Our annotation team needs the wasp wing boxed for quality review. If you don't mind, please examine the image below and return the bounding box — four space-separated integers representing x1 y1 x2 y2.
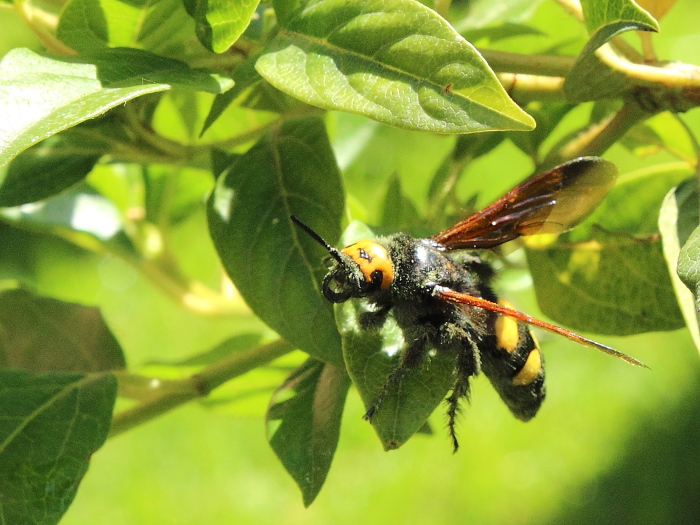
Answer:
431 157 617 250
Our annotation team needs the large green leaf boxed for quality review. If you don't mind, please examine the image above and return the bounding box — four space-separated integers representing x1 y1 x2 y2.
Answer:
257 0 535 133
527 163 688 335
0 288 126 373
0 48 233 169
266 358 350 506
183 0 260 53
659 178 700 352
336 222 456 451
564 0 659 102
207 117 344 366
0 370 117 525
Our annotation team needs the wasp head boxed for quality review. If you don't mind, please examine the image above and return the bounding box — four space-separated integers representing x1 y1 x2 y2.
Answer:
291 216 393 304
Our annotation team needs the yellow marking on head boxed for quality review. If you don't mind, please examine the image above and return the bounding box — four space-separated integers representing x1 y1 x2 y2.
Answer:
495 299 520 353
512 348 542 386
341 240 393 289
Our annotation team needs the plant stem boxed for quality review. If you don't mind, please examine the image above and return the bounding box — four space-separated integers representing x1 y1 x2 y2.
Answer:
544 101 650 168
434 0 451 18
481 49 575 77
108 339 295 437
497 73 566 104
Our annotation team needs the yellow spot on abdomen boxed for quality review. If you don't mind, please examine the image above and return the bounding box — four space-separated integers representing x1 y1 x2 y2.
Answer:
495 299 520 353
512 348 542 386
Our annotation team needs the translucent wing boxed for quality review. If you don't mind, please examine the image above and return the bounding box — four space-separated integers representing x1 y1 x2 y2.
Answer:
431 157 617 250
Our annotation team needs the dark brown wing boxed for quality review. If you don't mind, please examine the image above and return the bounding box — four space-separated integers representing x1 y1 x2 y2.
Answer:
435 287 646 368
431 157 617 250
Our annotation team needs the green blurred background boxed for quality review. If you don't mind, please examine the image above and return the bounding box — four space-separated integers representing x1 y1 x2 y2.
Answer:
2 0 700 523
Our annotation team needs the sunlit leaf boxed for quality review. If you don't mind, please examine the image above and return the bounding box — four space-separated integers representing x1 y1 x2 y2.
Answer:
256 0 535 133
580 0 658 35
0 48 233 168
565 0 659 102
183 0 259 52
659 178 700 352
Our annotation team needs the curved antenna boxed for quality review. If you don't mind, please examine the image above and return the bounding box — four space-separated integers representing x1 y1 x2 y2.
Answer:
290 215 345 265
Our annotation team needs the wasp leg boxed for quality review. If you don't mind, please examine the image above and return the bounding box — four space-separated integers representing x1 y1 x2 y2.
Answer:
363 331 428 421
359 304 391 331
444 337 480 453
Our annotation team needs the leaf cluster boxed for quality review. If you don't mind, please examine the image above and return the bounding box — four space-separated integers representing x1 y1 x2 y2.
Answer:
1 0 699 518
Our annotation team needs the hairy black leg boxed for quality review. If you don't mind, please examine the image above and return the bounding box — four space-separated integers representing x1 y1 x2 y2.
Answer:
359 304 391 331
363 331 428 421
445 340 480 453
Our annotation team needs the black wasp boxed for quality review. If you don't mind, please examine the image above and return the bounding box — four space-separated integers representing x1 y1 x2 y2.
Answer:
292 156 645 452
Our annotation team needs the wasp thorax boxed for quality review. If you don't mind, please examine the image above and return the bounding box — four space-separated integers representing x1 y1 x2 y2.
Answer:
322 240 394 303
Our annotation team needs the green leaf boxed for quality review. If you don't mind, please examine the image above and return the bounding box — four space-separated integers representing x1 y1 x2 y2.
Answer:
257 0 535 133
207 117 344 366
580 0 658 35
201 57 262 136
528 236 682 334
0 48 233 169
266 358 350 506
0 288 126 372
0 370 117 524
56 0 109 51
0 134 107 207
139 0 204 55
527 163 688 335
380 176 422 233
564 1 659 102
563 24 640 102
659 178 700 352
183 0 260 53
57 0 196 54
336 222 456 450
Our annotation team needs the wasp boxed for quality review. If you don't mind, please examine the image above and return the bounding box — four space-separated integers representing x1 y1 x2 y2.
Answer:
292 156 645 452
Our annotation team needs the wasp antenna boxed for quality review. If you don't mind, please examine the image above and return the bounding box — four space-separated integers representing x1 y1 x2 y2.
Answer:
435 287 648 369
290 215 345 265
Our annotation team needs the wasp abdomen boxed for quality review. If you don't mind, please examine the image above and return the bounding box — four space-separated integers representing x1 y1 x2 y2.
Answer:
482 300 546 421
